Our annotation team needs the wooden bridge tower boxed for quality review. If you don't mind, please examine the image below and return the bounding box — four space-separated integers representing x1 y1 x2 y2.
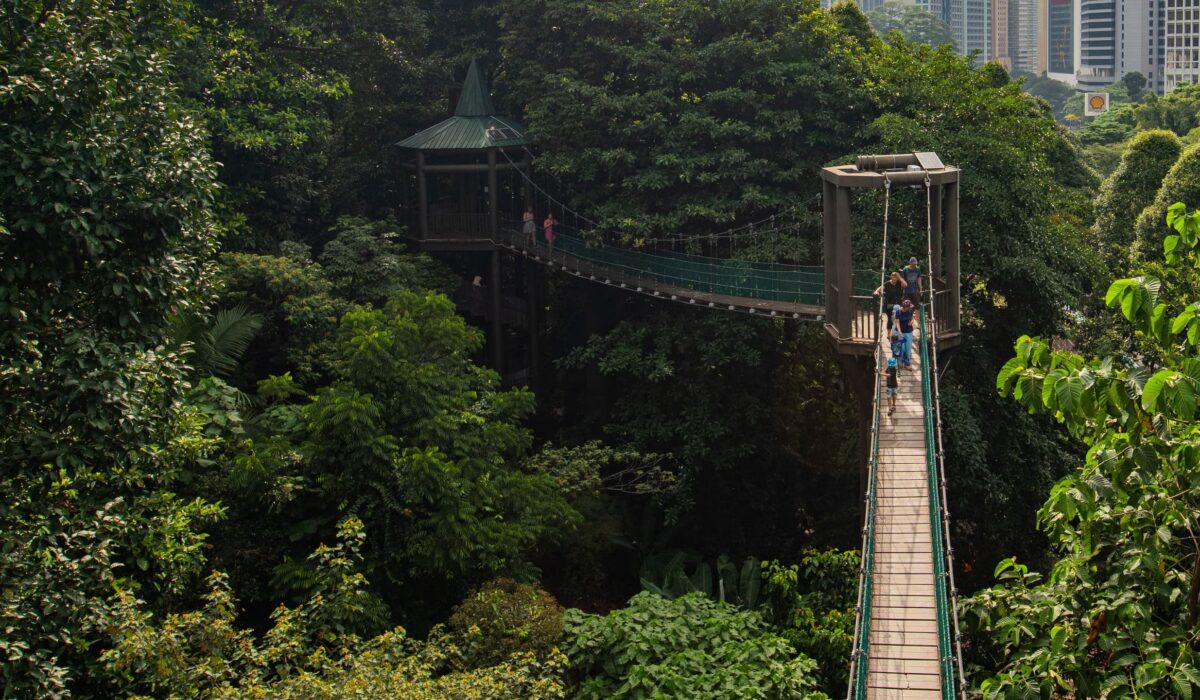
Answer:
822 152 961 354
821 153 962 481
395 60 535 377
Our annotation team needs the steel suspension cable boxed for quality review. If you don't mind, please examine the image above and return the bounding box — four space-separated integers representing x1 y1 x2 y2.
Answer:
922 175 967 698
848 177 892 700
497 146 816 245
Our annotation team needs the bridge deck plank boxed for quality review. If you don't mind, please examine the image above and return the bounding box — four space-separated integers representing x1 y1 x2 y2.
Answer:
862 328 948 693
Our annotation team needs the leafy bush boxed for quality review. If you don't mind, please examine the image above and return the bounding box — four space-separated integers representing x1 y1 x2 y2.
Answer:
447 578 566 668
1093 129 1181 267
101 518 569 699
760 551 859 696
564 591 827 699
1133 142 1200 262
639 552 762 609
968 204 1200 697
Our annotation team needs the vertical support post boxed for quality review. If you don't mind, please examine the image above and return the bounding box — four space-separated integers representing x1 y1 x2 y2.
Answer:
526 258 541 393
490 250 504 372
822 179 838 325
930 184 943 281
944 180 961 334
488 149 499 240
521 154 532 213
837 354 876 501
835 186 853 341
417 151 429 239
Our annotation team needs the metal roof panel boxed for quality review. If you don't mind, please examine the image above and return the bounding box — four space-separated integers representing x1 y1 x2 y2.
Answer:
395 116 527 151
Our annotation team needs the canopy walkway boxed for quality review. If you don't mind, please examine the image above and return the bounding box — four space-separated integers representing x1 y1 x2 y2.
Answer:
845 159 964 699
396 73 967 687
847 310 962 698
496 225 877 318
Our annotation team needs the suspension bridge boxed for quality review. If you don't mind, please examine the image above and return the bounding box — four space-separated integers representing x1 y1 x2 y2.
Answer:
396 61 967 698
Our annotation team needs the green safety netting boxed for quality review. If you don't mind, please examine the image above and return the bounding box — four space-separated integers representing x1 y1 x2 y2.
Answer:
518 227 877 305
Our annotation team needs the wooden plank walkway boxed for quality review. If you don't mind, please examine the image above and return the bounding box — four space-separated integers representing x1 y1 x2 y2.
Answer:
867 325 943 697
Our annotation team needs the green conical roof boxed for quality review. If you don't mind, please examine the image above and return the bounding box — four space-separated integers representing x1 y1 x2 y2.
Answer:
396 60 526 151
454 59 498 117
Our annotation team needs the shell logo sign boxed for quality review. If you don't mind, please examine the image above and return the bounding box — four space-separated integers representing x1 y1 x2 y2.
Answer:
1084 92 1110 117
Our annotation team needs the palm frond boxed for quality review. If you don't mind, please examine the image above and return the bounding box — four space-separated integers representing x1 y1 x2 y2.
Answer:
205 305 264 376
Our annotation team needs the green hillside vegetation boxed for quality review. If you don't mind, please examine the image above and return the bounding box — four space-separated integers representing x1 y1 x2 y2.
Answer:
4 0 1200 697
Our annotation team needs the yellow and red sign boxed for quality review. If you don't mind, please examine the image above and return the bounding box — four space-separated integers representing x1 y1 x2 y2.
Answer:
1084 92 1110 116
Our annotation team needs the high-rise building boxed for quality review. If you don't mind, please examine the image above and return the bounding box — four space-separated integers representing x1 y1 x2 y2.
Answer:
944 0 961 27
1076 0 1118 90
820 0 890 9
1009 0 1047 74
955 0 993 62
1164 0 1200 92
1071 1 1168 94
993 0 1013 69
1049 0 1075 78
1149 1 1166 94
1118 1 1163 93
915 0 946 18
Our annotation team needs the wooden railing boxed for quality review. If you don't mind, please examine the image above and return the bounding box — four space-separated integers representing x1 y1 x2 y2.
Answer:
429 210 490 238
933 288 954 337
851 295 880 344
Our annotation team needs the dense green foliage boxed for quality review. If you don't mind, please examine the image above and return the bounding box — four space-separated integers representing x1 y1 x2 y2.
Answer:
1 1 225 694
1134 83 1200 137
498 0 867 239
103 519 570 699
760 551 860 696
1134 144 1200 263
447 579 566 668
565 592 826 699
1020 74 1079 122
176 0 435 246
966 204 1200 697
1093 130 1182 267
10 0 1193 695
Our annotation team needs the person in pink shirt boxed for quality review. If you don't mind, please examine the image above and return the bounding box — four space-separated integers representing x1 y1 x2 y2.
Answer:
543 213 558 257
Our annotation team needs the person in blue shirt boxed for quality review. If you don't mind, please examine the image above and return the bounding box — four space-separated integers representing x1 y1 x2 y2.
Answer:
889 326 904 363
902 257 923 307
895 299 915 369
885 356 899 416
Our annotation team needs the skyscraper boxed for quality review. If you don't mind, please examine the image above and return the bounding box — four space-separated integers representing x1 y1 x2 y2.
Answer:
954 0 993 63
1076 0 1117 90
820 0 890 9
993 0 1013 69
1164 0 1200 92
1071 2 1168 94
1048 0 1075 78
1118 1 1163 93
1009 0 1047 74
915 0 946 17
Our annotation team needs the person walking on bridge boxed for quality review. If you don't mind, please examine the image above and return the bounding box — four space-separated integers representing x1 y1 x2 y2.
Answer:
885 356 899 416
895 299 915 370
890 326 904 363
523 207 536 247
903 256 923 307
874 270 907 330
543 212 558 259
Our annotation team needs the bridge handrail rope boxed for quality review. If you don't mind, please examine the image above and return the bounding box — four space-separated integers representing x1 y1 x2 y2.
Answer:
498 146 817 246
500 217 817 269
916 176 965 699
847 177 892 700
496 221 879 308
920 177 967 698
